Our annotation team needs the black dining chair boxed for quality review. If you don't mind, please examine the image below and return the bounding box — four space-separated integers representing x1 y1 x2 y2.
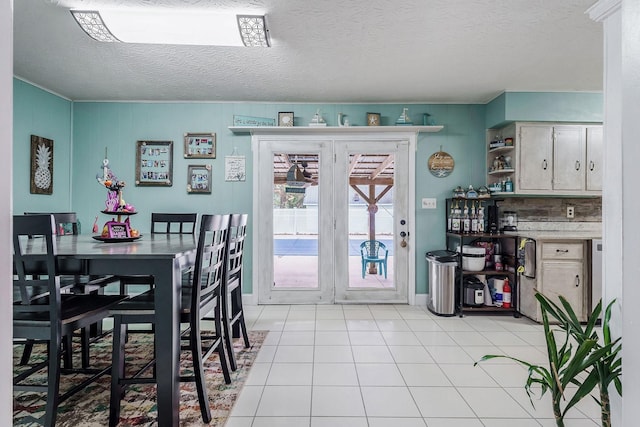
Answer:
118 212 198 295
20 211 118 369
108 214 232 426
13 214 127 427
221 213 251 371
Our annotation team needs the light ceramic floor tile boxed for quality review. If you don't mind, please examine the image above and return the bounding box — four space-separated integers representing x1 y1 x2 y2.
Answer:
369 310 402 319
316 319 348 331
255 385 312 417
538 419 599 427
414 331 458 346
481 331 529 346
376 319 412 331
409 387 476 418
287 310 317 320
315 331 350 346
399 311 432 320
388 345 434 364
251 417 311 427
346 319 379 331
512 331 548 347
266 363 313 385
439 363 499 387
343 310 374 320
447 331 494 346
460 345 510 364
252 319 286 331
495 345 548 365
314 345 354 363
355 363 405 386
349 331 386 345
313 363 359 386
433 319 477 332
279 331 316 345
244 362 272 385
423 419 484 427
310 416 368 427
229 385 264 417
351 345 395 363
273 345 314 363
224 417 254 427
480 419 541 427
504 386 590 420
254 345 277 363
316 309 346 319
367 417 427 427
426 346 475 364
261 331 282 346
457 387 532 418
283 320 317 331
466 318 508 332
361 386 421 417
311 386 366 417
480 363 530 387
397 363 452 387
381 331 421 346
404 319 443 332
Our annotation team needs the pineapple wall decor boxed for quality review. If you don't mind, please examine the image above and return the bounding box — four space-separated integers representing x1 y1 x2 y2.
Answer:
30 135 53 194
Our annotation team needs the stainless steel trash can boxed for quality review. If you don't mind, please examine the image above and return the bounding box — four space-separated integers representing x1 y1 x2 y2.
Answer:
426 250 458 316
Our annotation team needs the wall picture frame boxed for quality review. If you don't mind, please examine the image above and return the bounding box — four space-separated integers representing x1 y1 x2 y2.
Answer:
187 164 212 194
278 112 294 127
135 140 173 186
30 135 54 194
184 132 216 158
366 112 381 126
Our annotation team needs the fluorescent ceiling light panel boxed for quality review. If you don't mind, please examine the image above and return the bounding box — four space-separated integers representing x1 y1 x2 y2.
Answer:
71 9 270 47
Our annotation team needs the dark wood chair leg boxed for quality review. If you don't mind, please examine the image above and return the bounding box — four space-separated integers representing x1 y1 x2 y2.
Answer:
44 337 63 427
190 326 212 423
20 340 34 365
81 327 91 369
109 319 126 427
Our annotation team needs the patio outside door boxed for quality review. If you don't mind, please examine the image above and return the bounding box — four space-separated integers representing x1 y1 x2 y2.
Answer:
254 133 414 305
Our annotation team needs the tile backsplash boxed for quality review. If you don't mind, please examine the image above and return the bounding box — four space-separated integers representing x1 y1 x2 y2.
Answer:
495 197 602 223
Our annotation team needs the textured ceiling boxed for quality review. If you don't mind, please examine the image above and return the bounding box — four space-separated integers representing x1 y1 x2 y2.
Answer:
13 0 603 103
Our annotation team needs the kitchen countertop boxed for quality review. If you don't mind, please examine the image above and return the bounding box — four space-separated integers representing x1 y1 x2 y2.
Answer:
503 221 602 240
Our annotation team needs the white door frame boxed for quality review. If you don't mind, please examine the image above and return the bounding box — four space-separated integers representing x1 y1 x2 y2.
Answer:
252 129 417 305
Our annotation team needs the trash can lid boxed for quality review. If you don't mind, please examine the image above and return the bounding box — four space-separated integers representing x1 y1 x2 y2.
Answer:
426 250 459 263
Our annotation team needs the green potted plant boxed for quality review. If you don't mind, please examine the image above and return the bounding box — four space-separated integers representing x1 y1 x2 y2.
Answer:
475 293 622 427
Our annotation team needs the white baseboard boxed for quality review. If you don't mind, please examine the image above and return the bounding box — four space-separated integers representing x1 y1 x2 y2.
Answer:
243 293 428 307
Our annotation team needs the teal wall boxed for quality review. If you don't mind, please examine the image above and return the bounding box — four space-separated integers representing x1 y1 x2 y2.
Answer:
486 91 603 128
13 79 73 214
12 79 603 297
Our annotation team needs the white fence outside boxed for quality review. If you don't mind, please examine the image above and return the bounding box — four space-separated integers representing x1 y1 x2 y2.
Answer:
273 204 394 236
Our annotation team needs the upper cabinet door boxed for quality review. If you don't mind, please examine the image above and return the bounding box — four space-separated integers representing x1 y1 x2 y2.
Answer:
518 125 553 192
553 126 586 191
586 126 603 192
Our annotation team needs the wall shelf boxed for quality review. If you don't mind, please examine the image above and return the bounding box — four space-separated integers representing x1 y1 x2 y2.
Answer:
228 125 444 134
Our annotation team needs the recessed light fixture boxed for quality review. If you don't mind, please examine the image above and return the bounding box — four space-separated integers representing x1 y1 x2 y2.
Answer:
70 9 270 47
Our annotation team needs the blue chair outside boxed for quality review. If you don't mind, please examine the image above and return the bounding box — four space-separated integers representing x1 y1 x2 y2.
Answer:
360 240 389 279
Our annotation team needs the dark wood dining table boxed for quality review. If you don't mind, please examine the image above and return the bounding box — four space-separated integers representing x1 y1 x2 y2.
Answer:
49 233 197 427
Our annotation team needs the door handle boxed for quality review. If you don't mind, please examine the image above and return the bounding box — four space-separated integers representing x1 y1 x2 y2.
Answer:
575 275 580 287
400 231 408 248
542 159 548 170
575 160 581 171
589 161 595 171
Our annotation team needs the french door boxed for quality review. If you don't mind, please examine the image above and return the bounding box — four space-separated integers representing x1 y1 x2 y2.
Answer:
254 131 415 305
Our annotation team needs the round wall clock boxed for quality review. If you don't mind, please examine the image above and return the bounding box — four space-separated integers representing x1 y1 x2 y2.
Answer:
428 150 454 178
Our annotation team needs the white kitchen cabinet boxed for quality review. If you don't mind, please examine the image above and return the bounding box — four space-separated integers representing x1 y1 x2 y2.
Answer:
487 122 602 196
520 240 588 323
586 126 603 191
517 125 553 192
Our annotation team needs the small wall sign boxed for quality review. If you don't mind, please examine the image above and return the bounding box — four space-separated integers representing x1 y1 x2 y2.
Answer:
428 150 455 178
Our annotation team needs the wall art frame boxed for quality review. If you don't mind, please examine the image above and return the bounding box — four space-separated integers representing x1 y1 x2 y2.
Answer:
135 140 173 186
187 164 212 194
278 112 294 127
30 134 54 194
184 132 216 158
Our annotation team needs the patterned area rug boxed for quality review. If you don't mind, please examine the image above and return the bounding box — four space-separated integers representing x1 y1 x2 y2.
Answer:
13 330 267 426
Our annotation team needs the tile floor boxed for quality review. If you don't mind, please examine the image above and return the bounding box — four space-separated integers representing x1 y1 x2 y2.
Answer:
226 304 601 427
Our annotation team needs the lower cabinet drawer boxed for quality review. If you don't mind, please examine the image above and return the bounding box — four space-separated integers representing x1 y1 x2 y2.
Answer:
541 242 584 260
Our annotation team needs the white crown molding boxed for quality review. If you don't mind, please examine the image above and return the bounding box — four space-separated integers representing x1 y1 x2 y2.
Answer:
587 0 621 22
